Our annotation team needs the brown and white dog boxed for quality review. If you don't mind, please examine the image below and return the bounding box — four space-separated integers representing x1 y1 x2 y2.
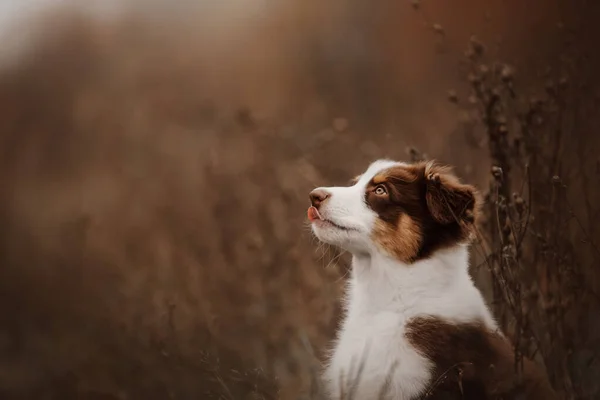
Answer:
307 159 557 399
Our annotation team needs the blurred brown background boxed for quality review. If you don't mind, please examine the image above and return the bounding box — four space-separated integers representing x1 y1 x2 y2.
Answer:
0 1 598 399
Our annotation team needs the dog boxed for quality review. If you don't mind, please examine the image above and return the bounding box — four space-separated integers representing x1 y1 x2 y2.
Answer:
307 159 557 399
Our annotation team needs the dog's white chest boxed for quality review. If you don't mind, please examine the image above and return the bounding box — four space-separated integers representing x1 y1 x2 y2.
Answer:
325 311 432 400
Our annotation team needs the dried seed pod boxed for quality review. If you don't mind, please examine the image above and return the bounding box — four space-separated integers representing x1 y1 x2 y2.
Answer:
490 88 501 101
469 35 485 55
432 23 445 35
497 199 507 212
491 166 503 180
529 96 545 109
559 77 569 89
468 73 481 85
479 64 490 76
502 223 512 237
513 194 525 214
447 90 459 103
332 117 349 132
534 115 544 126
406 146 426 162
500 65 514 83
502 244 514 257
513 192 524 204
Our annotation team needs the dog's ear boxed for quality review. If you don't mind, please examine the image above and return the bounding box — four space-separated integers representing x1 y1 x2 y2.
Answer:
424 162 479 226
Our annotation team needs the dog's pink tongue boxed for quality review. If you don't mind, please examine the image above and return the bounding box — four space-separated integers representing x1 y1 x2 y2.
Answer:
307 206 322 222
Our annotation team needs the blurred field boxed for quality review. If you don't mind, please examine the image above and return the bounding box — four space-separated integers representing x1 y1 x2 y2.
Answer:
0 1 598 399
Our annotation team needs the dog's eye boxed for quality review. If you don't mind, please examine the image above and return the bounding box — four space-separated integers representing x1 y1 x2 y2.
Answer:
374 185 387 195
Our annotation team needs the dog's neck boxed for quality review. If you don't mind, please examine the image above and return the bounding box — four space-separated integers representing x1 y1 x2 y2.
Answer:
346 245 476 316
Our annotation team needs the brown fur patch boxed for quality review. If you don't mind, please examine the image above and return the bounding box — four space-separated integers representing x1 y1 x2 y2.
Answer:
366 161 480 263
405 316 558 399
423 162 481 227
372 215 422 263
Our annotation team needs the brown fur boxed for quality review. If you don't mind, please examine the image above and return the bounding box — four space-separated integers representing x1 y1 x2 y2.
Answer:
372 216 422 263
423 162 481 227
365 161 479 263
405 316 558 399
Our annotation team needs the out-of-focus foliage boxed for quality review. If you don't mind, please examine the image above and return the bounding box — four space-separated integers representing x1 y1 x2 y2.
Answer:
0 1 597 399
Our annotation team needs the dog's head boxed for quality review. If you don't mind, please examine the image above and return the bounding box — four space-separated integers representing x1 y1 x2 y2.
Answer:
308 159 480 263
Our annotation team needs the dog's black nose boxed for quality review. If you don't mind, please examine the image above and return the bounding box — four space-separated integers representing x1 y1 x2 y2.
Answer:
309 189 330 209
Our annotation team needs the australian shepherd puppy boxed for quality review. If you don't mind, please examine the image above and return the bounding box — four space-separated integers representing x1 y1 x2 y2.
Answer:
307 159 556 400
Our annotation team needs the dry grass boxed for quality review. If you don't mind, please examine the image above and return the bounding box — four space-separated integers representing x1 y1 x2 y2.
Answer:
0 1 598 399
458 6 600 397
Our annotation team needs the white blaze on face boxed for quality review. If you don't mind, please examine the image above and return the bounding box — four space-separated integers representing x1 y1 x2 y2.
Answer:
309 159 401 254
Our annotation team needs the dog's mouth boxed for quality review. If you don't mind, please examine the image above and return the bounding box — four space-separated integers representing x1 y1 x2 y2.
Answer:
307 206 356 232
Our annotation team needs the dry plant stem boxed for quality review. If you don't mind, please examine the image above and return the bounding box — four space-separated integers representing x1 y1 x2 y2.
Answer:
461 16 600 397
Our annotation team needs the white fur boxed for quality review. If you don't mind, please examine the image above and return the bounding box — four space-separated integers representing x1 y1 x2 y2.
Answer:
310 160 498 400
